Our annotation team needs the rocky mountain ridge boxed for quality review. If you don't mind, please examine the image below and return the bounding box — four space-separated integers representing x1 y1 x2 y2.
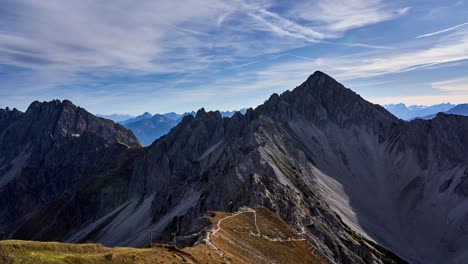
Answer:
1 72 467 264
0 100 140 241
119 109 248 146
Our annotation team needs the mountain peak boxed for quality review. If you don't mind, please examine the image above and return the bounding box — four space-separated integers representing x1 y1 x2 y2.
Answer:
26 99 77 115
297 70 352 99
0 106 23 132
1 106 21 114
307 70 329 79
20 99 140 147
256 71 397 126
196 108 207 117
305 70 339 86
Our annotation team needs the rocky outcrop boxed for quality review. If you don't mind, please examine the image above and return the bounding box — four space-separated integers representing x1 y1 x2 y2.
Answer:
0 107 23 133
0 100 139 240
120 109 248 146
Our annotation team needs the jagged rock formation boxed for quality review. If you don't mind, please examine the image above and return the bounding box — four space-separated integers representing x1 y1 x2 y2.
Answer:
1 72 467 264
0 100 140 240
120 109 248 146
0 107 22 133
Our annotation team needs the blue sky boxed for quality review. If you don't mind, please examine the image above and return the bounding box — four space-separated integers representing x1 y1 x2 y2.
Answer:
0 0 467 115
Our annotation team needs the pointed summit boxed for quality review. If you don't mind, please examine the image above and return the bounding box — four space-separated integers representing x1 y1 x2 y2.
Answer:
196 107 207 117
301 70 343 90
257 71 396 125
302 70 346 92
306 70 334 82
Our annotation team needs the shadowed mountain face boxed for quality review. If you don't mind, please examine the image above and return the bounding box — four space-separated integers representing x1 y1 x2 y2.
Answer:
1 72 467 264
0 100 140 240
119 109 248 146
0 107 22 133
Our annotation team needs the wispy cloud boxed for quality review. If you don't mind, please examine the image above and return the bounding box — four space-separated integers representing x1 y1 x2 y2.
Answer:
246 7 324 42
287 0 410 33
320 30 468 80
416 21 468 38
9 0 464 113
432 77 468 92
334 42 393 50
0 0 237 74
0 0 408 77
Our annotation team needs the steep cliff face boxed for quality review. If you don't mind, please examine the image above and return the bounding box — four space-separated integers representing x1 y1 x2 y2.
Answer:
0 107 23 133
0 100 140 240
1 72 468 264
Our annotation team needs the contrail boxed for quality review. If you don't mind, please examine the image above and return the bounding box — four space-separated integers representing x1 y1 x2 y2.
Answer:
416 21 468 38
230 60 263 69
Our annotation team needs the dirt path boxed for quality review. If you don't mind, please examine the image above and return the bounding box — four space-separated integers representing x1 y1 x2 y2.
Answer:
204 209 248 257
204 207 305 255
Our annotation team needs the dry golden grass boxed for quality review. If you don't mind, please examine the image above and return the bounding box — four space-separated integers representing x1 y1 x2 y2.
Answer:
205 207 327 264
0 241 197 264
0 206 327 263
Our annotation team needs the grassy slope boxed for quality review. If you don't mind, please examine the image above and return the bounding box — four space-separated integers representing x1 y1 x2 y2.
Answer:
203 207 328 264
0 207 327 263
0 241 211 264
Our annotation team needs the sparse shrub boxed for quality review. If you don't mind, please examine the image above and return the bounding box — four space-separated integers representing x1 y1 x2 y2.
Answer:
0 243 13 264
104 253 114 260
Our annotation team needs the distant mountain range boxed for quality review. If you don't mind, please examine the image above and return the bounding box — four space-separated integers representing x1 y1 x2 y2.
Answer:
96 113 135 122
120 112 153 126
384 103 455 120
2 72 468 263
123 114 178 146
101 109 248 146
420 103 468 119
